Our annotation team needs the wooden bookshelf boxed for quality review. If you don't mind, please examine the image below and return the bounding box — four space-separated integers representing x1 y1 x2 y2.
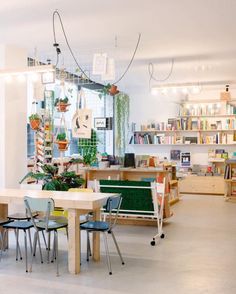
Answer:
224 160 236 200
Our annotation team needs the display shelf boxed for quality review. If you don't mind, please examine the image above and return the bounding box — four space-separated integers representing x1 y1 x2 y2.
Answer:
224 160 236 200
178 114 236 118
130 143 236 146
134 129 236 133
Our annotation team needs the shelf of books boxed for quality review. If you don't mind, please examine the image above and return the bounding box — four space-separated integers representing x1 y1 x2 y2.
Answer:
224 159 236 200
130 100 236 146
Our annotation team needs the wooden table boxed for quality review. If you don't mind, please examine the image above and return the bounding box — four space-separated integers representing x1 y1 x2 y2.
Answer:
0 188 116 274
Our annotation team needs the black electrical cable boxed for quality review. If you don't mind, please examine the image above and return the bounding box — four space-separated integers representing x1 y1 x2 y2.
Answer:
113 33 141 85
53 10 91 81
52 10 141 85
148 59 174 83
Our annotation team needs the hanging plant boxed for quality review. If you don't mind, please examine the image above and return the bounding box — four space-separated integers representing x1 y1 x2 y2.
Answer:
54 97 70 112
55 132 69 151
98 84 119 98
115 93 130 157
29 113 41 131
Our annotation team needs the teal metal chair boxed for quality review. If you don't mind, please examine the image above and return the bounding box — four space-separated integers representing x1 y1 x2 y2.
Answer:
0 218 13 260
24 196 68 276
80 195 125 275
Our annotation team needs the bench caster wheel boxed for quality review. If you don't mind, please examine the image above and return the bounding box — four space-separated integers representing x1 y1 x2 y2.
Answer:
150 240 155 246
161 233 165 239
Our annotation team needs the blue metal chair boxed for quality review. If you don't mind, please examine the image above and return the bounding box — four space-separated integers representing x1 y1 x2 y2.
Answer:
24 196 68 276
2 220 34 272
80 195 125 275
0 218 14 260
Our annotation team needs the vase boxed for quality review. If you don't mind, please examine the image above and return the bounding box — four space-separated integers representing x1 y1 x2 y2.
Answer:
30 119 40 131
109 85 119 96
56 140 69 151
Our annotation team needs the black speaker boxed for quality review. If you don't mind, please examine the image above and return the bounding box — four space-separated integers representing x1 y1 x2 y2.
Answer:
124 153 135 168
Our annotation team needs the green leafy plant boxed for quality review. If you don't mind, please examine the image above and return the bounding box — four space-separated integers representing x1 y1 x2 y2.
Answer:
78 129 98 166
56 132 67 141
115 93 130 156
54 97 69 106
29 113 40 121
98 83 112 98
19 164 85 191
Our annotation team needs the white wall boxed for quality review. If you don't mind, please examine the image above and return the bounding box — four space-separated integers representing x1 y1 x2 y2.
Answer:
0 45 27 188
128 86 236 165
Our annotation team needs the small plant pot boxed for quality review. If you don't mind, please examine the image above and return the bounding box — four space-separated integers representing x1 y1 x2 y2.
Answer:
56 140 69 151
109 85 119 96
56 102 71 112
30 119 41 131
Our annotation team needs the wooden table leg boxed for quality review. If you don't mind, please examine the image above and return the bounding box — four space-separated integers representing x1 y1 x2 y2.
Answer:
68 208 81 274
93 208 101 261
0 204 8 248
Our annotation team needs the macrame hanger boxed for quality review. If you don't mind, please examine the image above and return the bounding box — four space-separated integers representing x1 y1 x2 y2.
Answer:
77 88 86 109
55 114 70 144
31 101 38 115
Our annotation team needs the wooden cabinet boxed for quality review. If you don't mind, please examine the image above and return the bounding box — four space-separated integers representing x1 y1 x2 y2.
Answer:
179 175 224 195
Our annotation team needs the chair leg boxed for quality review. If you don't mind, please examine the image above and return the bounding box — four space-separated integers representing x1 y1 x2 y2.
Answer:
86 231 90 262
41 231 48 249
65 227 68 240
37 231 43 264
51 232 56 263
24 230 28 272
0 232 3 261
15 229 22 261
54 231 59 277
28 229 32 254
47 231 51 263
103 232 112 275
110 231 125 265
87 232 92 257
30 231 37 272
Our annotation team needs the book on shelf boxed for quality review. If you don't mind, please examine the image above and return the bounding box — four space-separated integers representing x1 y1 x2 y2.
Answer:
183 136 198 144
231 168 236 181
191 120 199 130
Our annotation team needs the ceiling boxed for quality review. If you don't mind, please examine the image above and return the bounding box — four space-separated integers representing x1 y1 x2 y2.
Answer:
1 0 236 92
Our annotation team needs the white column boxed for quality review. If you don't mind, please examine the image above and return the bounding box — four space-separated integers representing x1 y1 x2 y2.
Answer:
0 45 27 188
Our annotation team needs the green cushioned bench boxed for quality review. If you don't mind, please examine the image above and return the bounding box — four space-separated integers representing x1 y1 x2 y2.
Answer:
99 180 155 217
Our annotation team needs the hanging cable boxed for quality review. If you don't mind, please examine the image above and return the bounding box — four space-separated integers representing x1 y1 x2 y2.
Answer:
113 33 141 85
148 59 174 83
52 10 141 86
53 10 92 81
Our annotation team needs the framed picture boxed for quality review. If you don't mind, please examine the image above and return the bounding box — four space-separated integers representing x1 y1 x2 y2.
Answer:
94 117 106 130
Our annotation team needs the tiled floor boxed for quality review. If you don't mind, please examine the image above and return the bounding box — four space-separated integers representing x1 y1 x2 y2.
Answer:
0 194 236 294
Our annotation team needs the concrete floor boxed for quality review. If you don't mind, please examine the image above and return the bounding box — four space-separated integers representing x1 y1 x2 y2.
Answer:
0 194 236 294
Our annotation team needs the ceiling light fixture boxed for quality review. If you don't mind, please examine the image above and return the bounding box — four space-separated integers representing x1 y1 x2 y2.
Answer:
151 82 202 96
0 64 55 77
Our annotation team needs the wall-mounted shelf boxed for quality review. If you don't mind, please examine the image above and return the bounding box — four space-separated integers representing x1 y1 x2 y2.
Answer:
130 144 236 146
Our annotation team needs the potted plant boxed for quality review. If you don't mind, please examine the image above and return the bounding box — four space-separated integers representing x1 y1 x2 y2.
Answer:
78 129 98 166
54 97 70 112
19 164 85 191
98 84 119 98
29 113 41 131
55 132 69 151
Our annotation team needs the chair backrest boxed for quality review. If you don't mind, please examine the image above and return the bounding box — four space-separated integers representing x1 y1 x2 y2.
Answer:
104 195 122 229
24 196 55 231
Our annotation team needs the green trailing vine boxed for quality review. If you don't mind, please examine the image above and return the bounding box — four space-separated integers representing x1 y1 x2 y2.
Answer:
115 93 130 156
